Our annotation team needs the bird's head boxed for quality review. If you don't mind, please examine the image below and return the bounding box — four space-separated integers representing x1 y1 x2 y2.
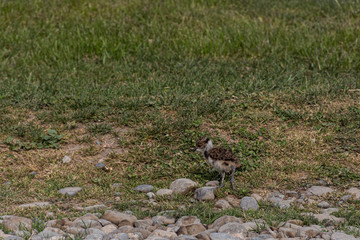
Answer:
194 137 213 153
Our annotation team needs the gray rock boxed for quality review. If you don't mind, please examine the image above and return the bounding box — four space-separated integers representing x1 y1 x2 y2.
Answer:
113 183 121 188
85 234 104 240
30 171 37 177
341 195 352 202
218 222 247 235
152 215 175 225
296 226 320 238
95 162 106 169
174 235 198 240
274 200 292 209
102 210 137 226
85 228 107 236
250 193 263 202
101 224 117 234
278 227 297 238
104 233 129 240
285 191 299 198
99 219 112 226
214 199 232 210
134 219 154 229
307 186 334 196
72 219 102 229
176 216 201 227
18 201 51 209
156 189 173 196
317 201 330 209
135 185 154 193
266 191 284 200
84 204 106 212
4 236 25 240
194 187 216 201
147 229 177 239
209 233 242 240
240 197 259 211
64 227 86 235
331 231 359 240
62 155 72 163
2 216 32 232
346 188 360 200
205 181 219 187
77 213 100 221
38 227 65 238
58 187 82 196
147 192 156 199
208 216 243 231
170 179 198 194
313 214 345 224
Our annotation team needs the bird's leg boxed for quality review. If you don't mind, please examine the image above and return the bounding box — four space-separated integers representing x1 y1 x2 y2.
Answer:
219 171 225 188
230 166 236 190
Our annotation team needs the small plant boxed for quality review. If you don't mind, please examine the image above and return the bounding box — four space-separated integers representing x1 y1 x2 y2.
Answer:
4 129 63 150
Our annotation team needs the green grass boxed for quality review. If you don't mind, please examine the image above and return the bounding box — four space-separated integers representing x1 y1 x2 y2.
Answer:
1 0 360 226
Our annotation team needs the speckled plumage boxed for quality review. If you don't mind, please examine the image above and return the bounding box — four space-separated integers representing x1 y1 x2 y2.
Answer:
195 137 239 189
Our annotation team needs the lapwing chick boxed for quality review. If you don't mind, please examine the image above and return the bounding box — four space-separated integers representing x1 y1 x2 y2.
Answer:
194 137 239 190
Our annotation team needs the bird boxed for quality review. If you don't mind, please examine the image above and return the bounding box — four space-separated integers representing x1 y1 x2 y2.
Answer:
194 137 239 190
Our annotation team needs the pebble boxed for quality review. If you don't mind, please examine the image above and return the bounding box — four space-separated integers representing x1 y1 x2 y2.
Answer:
317 201 330 209
102 210 137 226
156 189 173 196
209 232 242 240
95 162 105 169
30 171 37 177
346 187 360 200
135 184 154 193
84 204 106 212
194 187 216 201
240 196 259 211
307 186 334 196
147 192 156 199
58 187 83 196
62 155 72 163
170 178 198 194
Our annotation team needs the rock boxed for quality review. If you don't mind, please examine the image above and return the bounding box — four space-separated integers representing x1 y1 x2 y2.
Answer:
205 181 219 187
273 200 292 209
85 234 104 240
266 191 285 200
102 210 137 226
317 201 330 209
346 187 360 200
177 224 206 236
285 191 299 198
46 211 55 219
313 214 346 224
76 213 99 221
331 231 359 240
209 233 242 240
218 222 247 235
62 155 71 163
214 199 232 210
225 195 241 207
134 219 154 229
58 187 82 196
2 216 32 232
322 208 339 214
85 228 107 236
240 197 259 211
4 236 24 240
278 227 297 238
147 229 177 240
113 183 121 188
135 185 154 193
147 192 156 199
250 193 263 202
72 219 102 229
194 187 216 201
296 226 321 238
64 227 86 235
170 179 198 194
152 215 176 225
105 232 129 240
30 171 37 177
101 224 117 234
84 204 106 212
287 219 303 226
174 235 198 240
341 195 352 202
38 227 65 238
208 216 243 231
95 162 106 169
156 189 173 196
176 216 201 227
196 230 216 240
18 201 51 209
307 186 334 196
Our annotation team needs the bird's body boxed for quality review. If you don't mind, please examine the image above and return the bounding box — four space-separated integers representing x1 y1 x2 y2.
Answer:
195 137 239 189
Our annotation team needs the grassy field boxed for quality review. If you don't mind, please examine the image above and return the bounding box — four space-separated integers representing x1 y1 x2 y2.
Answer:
1 0 360 227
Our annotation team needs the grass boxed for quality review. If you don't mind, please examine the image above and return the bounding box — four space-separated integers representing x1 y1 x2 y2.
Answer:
0 0 360 229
